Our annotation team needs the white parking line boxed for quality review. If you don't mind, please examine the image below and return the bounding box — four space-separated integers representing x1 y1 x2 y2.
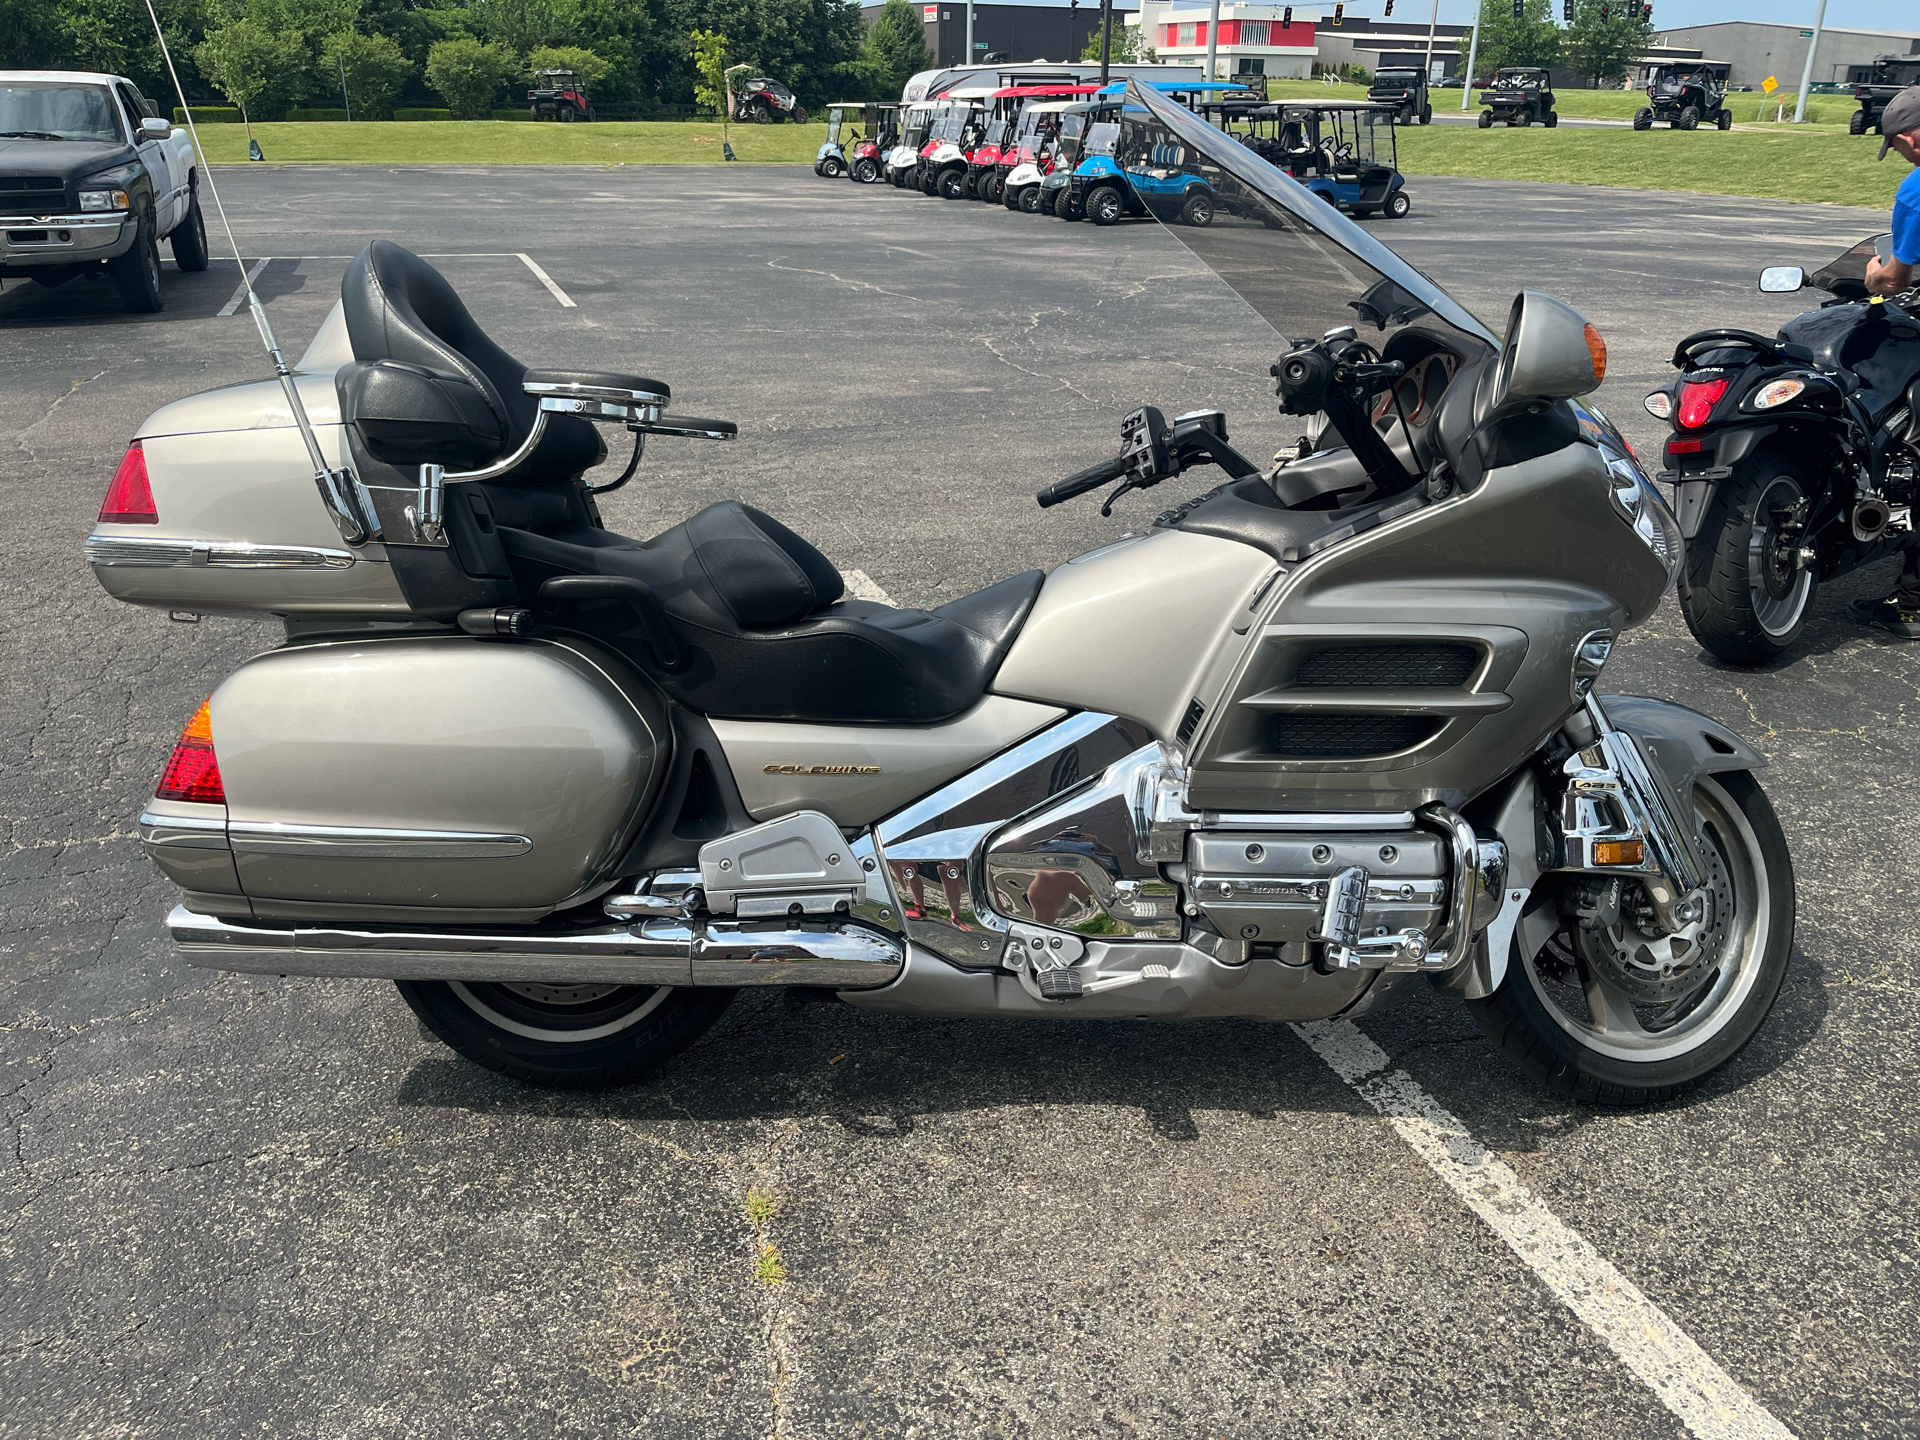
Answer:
1295 1020 1796 1440
517 252 575 308
217 257 270 317
840 568 1793 1439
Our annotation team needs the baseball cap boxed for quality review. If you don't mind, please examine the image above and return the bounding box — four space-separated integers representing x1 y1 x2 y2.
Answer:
1880 85 1920 159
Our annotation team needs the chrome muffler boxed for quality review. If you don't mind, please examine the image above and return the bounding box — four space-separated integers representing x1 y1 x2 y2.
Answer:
167 906 905 988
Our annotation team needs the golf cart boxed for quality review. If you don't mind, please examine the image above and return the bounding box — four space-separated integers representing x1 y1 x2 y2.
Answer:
1051 82 1250 223
815 102 894 181
1634 63 1732 131
528 69 594 123
733 75 808 125
1367 67 1433 126
999 92 1103 212
923 101 986 197
1246 102 1411 220
1475 68 1556 128
1043 96 1120 219
1849 54 1920 135
885 101 942 187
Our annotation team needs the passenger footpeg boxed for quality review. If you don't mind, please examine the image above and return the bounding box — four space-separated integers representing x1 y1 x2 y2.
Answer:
1310 865 1433 970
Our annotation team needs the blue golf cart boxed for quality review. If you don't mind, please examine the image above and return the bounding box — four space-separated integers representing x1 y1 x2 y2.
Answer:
1051 81 1251 226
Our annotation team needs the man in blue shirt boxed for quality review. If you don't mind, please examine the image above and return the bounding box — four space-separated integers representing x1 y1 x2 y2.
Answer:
1852 87 1920 635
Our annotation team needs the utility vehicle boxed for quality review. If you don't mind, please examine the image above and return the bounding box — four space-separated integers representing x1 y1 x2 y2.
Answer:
1634 64 1732 131
733 75 808 125
1367 67 1432 126
1475 68 1556 128
528 69 594 122
1848 54 1920 135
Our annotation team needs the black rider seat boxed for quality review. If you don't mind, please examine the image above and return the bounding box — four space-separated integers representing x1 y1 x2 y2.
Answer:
336 240 1045 725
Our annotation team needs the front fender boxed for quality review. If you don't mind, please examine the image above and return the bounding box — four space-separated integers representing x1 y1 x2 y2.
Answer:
1597 693 1765 799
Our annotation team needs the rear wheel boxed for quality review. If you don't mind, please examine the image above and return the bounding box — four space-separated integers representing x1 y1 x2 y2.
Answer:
1633 107 1653 130
1469 771 1793 1106
1677 105 1699 130
1478 110 1493 128
747 101 771 124
1519 108 1533 127
1678 455 1817 664
109 211 164 313
1181 190 1213 227
1849 109 1868 135
1383 189 1411 219
169 187 209 272
397 980 736 1090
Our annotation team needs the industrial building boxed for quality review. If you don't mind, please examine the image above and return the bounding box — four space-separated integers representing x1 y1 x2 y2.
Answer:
874 1 1140 71
1647 20 1920 90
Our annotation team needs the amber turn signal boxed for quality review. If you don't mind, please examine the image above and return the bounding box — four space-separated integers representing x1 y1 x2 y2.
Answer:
155 698 225 805
1583 324 1608 383
1591 839 1644 867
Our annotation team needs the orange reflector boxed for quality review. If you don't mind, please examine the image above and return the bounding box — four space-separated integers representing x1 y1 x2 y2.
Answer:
1583 324 1608 384
1592 839 1644 867
155 698 225 805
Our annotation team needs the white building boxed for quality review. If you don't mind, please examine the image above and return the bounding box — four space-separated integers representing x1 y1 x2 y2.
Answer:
1130 2 1322 80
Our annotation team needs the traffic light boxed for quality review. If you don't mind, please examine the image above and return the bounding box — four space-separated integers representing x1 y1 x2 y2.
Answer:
1598 1 1610 17
1331 2 1343 26
1642 1 1652 20
1281 5 1291 27
1383 0 1393 13
1563 0 1573 18
1512 0 1523 15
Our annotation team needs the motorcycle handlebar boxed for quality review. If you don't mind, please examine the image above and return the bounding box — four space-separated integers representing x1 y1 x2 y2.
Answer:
1036 454 1130 508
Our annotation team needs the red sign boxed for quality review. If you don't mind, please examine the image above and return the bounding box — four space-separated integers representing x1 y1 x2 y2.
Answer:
924 4 937 17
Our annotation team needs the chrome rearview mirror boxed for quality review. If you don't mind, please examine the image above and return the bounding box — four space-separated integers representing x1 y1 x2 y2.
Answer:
140 115 172 138
1758 266 1806 294
1488 290 1605 417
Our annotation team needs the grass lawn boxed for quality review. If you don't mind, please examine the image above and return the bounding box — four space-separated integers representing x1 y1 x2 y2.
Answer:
193 111 1902 209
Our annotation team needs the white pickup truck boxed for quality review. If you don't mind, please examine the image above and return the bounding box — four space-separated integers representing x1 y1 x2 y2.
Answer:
0 70 209 312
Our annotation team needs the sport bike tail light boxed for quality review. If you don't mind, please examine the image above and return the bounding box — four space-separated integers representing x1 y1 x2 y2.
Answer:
1643 391 1672 420
1675 377 1729 429
99 442 157 524
1750 378 1806 411
155 698 225 805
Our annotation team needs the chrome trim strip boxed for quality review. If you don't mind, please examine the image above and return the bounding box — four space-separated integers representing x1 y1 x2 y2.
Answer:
0 212 128 229
84 535 357 570
166 906 906 988
226 821 533 858
138 810 229 850
1200 810 1417 830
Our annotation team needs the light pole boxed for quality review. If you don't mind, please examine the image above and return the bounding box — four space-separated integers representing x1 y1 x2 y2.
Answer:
966 0 974 68
1206 0 1221 81
1460 4 1481 109
1422 0 1441 85
1791 0 1828 124
1100 0 1113 83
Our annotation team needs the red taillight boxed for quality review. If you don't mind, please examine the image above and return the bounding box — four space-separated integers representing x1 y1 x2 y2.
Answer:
99 442 158 524
1675 378 1729 429
155 698 225 805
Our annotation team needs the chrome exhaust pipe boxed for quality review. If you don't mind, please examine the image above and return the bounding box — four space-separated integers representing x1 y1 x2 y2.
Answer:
167 906 906 988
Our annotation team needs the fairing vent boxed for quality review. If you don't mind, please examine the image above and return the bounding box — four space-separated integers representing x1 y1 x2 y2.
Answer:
1294 643 1478 688
1264 713 1446 758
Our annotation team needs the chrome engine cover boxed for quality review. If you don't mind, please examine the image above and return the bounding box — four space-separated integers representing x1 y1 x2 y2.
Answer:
1187 830 1447 945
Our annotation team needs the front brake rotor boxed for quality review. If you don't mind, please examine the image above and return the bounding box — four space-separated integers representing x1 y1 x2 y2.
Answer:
1573 840 1733 1005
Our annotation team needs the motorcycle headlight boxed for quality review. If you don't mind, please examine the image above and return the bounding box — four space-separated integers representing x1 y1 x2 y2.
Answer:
1581 402 1683 587
1749 377 1805 411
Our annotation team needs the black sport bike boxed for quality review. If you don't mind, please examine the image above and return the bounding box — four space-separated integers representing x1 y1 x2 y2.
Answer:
1650 236 1920 663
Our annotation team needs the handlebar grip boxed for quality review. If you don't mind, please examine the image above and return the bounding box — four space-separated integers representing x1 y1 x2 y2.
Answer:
1036 455 1129 508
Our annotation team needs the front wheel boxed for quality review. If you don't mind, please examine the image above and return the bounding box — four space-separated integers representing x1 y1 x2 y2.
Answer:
1470 771 1794 1106
853 157 879 183
1383 189 1411 219
1716 109 1732 131
821 156 844 178
398 980 736 1090
1020 185 1042 213
1633 107 1654 131
1419 104 1432 124
938 167 966 199
1087 186 1126 225
169 188 209 272
1544 110 1559 129
109 212 164 313
1678 455 1817 664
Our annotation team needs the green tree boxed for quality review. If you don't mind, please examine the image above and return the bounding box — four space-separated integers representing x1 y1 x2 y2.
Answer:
861 0 929 98
1080 23 1155 64
1457 0 1560 82
468 0 580 59
425 35 518 116
687 0 865 110
322 29 414 117
690 29 731 124
1562 0 1652 86
195 19 306 130
527 43 609 87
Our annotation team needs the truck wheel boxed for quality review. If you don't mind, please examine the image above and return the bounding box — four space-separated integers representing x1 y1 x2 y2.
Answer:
1181 191 1214 227
396 980 736 1091
1678 456 1816 664
1478 110 1493 129
169 188 209 273
1848 109 1867 135
109 212 164 314
1716 109 1732 131
1633 107 1653 130
1384 189 1411 219
1677 106 1699 130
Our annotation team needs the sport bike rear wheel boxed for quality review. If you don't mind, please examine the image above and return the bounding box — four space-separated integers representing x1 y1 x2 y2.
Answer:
1470 771 1793 1105
1678 456 1816 664
398 979 735 1090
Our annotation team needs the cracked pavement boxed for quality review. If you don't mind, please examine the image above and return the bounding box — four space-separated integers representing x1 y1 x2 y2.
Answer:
1 167 1914 1437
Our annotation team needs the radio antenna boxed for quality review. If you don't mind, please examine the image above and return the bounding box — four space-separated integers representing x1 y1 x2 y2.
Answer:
138 0 372 544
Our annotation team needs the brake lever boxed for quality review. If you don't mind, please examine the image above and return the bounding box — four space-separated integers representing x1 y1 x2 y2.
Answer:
1099 475 1150 517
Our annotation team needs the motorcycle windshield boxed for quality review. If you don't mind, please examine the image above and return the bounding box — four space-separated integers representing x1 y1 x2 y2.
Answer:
1119 80 1496 350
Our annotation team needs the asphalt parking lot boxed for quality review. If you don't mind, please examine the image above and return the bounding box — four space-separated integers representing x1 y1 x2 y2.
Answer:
3 165 1915 1439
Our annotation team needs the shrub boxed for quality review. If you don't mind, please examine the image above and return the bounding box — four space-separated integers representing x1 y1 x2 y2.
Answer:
322 31 415 121
175 106 242 123
426 38 519 120
491 108 535 120
284 108 350 121
394 107 455 121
